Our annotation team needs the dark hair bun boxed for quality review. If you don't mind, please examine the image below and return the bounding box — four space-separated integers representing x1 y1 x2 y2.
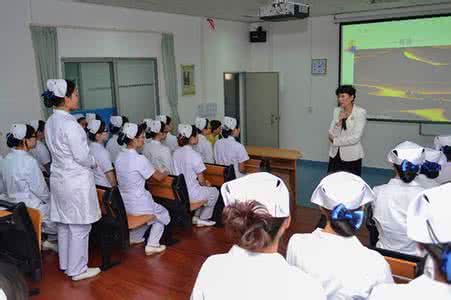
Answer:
117 132 127 146
6 133 20 148
223 201 276 252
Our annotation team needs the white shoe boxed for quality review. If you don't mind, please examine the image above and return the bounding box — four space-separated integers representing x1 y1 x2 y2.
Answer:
196 219 216 227
130 238 145 245
72 268 101 281
42 240 58 253
145 245 166 256
192 216 200 225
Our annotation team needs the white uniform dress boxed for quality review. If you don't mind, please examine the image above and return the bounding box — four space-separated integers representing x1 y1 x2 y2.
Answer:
1 149 56 235
45 109 101 277
369 275 451 300
106 134 123 163
194 134 214 164
115 149 170 246
163 133 178 153
191 245 326 300
173 145 219 220
29 140 51 173
287 229 393 300
214 136 249 178
142 140 175 175
436 162 451 184
372 178 425 255
89 142 114 188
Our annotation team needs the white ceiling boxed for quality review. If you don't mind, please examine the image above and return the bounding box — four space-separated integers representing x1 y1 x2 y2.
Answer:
75 0 451 21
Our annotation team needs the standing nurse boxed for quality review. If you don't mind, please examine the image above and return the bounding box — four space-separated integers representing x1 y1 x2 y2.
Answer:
42 79 101 281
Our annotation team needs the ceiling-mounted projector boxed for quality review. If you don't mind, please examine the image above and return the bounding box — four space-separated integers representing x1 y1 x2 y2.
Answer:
259 0 310 22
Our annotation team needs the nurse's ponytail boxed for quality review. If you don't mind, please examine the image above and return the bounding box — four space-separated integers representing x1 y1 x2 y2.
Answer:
223 200 285 252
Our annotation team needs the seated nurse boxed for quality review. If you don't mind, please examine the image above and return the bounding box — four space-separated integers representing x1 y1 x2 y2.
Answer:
1 124 58 252
115 123 170 255
370 184 451 300
287 172 393 300
191 172 326 300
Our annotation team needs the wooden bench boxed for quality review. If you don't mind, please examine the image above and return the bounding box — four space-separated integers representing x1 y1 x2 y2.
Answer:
147 174 192 230
372 247 426 283
0 201 42 281
243 159 264 174
204 163 236 187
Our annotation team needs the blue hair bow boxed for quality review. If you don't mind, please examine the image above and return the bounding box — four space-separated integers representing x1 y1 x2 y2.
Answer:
331 204 364 231
421 160 441 174
400 160 420 174
41 90 55 99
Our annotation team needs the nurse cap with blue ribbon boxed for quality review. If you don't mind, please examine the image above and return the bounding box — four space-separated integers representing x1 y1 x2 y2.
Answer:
311 172 375 210
221 172 290 218
387 141 425 172
311 172 375 231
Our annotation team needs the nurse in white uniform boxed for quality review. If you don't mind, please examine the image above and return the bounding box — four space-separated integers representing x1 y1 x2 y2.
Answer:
115 123 170 255
42 79 101 281
173 124 218 227
369 184 451 300
87 120 117 188
142 118 153 144
193 117 214 164
418 148 447 189
2 124 57 252
106 115 128 163
214 116 249 178
156 115 178 152
191 172 326 300
142 120 175 175
434 135 451 184
372 141 426 255
287 172 393 300
29 120 51 175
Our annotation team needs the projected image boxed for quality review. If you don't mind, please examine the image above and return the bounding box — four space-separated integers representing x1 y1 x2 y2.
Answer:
341 16 451 123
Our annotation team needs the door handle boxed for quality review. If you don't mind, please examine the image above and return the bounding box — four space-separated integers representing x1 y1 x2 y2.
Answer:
271 114 280 126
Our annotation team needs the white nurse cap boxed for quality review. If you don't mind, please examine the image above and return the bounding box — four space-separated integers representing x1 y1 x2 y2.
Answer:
87 119 101 134
387 141 425 165
221 172 290 218
73 114 85 121
110 116 123 128
30 120 40 132
424 148 447 166
122 123 138 139
149 120 163 133
407 183 451 244
434 135 451 150
195 117 208 131
8 124 27 140
156 115 168 124
143 118 153 129
86 113 96 123
223 116 237 130
178 124 192 138
311 172 375 210
46 79 67 98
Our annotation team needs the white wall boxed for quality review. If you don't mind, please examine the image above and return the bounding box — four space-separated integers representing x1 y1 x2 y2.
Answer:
250 15 451 169
0 0 41 155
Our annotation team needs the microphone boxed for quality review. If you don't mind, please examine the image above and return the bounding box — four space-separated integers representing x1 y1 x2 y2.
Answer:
340 108 348 130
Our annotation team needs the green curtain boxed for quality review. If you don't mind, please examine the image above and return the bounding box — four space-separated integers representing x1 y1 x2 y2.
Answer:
30 26 58 118
161 33 180 127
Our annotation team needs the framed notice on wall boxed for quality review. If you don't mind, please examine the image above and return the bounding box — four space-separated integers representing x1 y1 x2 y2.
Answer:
181 64 195 96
